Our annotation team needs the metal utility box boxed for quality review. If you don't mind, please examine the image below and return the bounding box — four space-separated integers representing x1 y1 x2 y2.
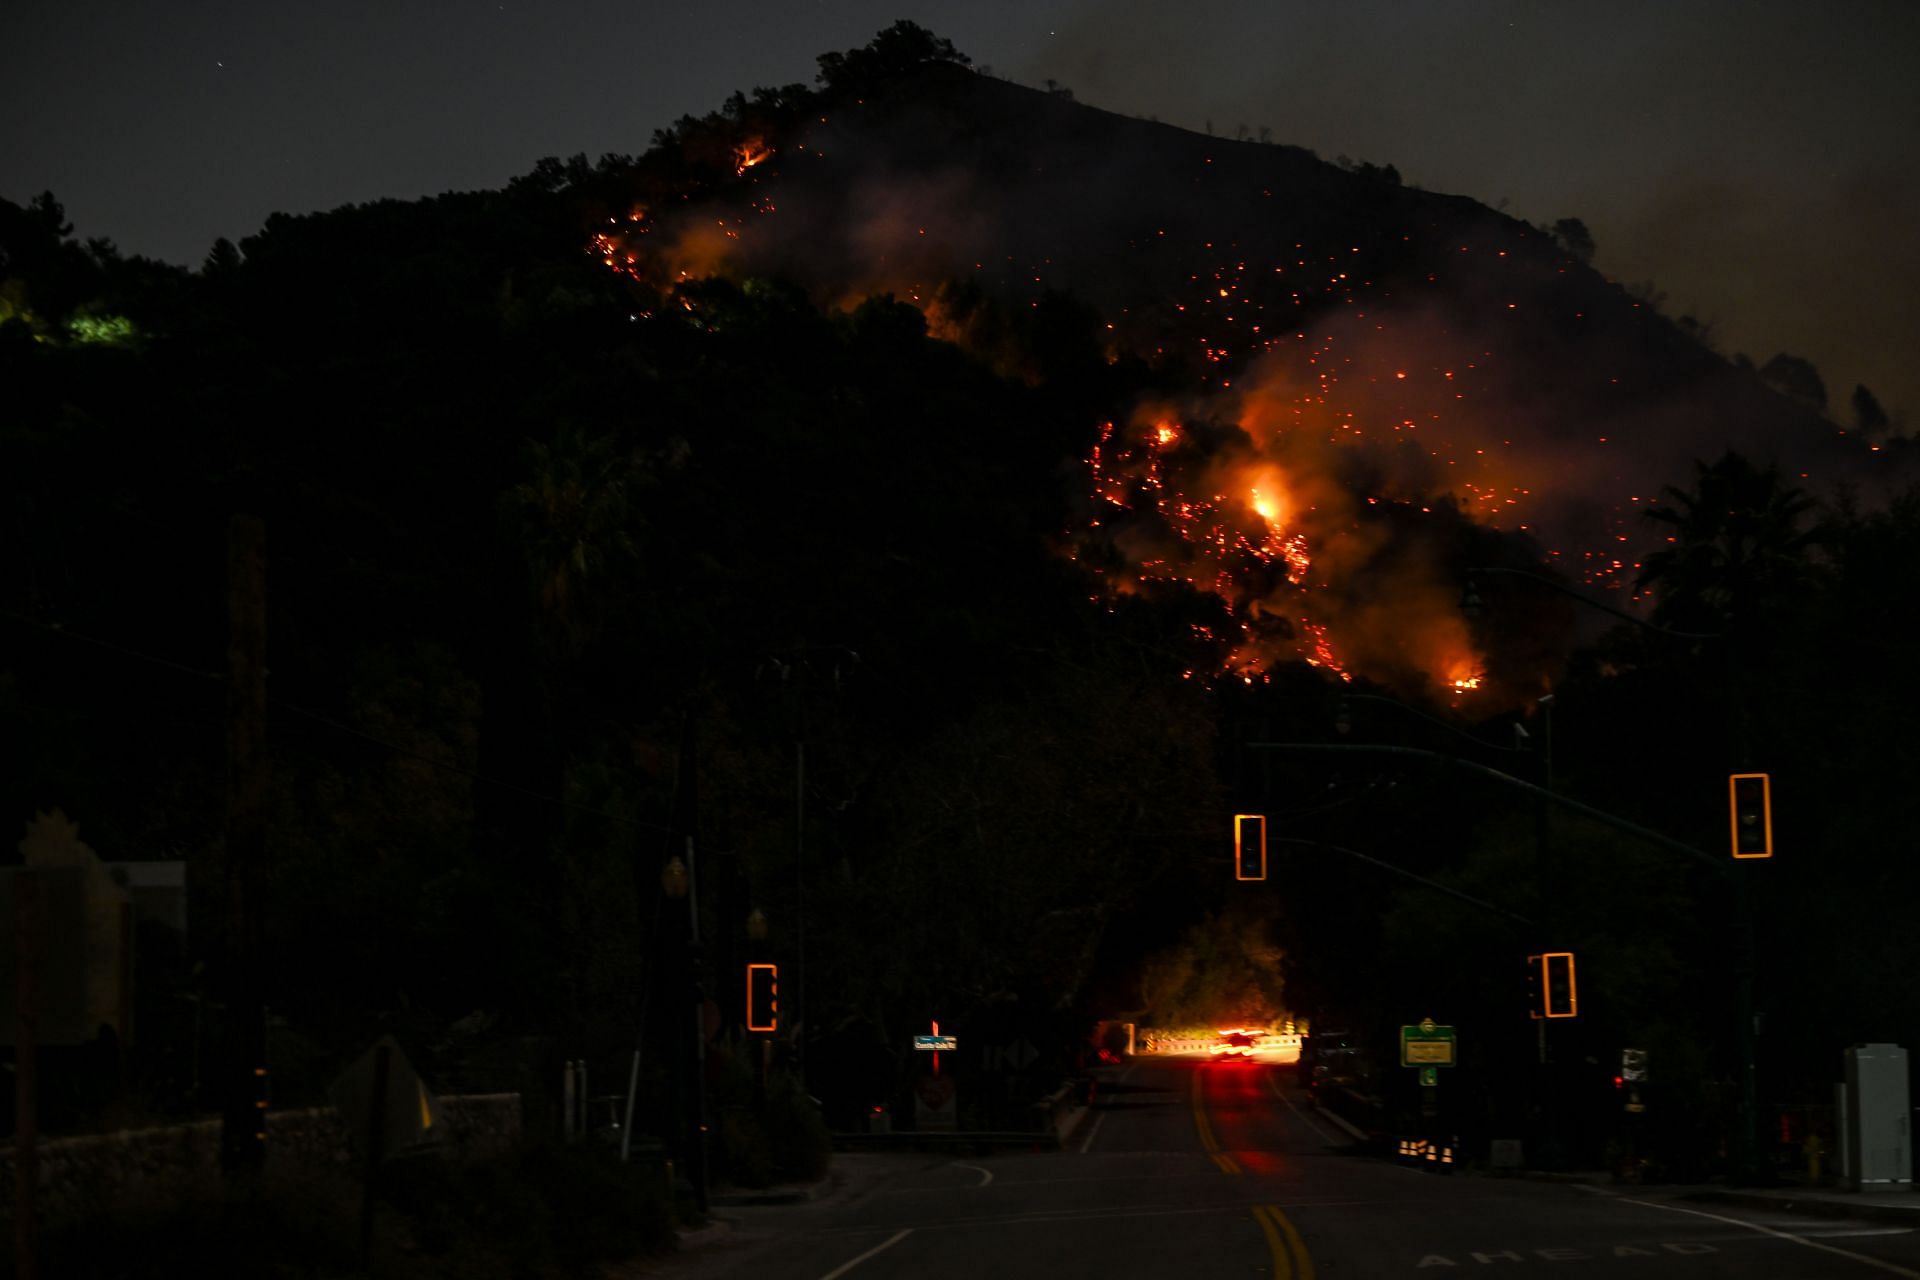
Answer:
1842 1044 1911 1189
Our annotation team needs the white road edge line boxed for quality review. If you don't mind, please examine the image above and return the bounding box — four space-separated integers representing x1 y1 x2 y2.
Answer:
1080 1057 1141 1154
1267 1069 1343 1145
817 1227 915 1280
1079 1112 1106 1154
954 1161 994 1187
1814 1229 1919 1239
1615 1197 1920 1278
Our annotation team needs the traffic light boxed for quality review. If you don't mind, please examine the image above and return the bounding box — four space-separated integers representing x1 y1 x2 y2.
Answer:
1729 773 1773 859
1234 813 1267 881
1542 952 1577 1018
746 963 778 1033
1527 952 1578 1018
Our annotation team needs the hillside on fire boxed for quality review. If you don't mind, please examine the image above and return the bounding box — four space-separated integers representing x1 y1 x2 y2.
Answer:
5 21 1920 1190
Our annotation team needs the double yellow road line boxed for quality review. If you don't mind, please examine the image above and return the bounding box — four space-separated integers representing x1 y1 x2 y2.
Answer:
1190 1067 1315 1278
1252 1203 1315 1280
1190 1067 1241 1173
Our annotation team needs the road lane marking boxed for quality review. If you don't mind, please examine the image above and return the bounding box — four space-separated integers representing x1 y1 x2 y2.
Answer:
1265 1068 1341 1145
816 1227 914 1280
1191 1066 1241 1173
1614 1197 1920 1277
801 1198 1394 1242
1078 1111 1105 1153
1273 1205 1316 1279
952 1162 992 1187
1415 1244 1724 1264
1254 1205 1316 1279
1253 1206 1293 1279
1812 1229 1919 1238
1075 1060 1139 1154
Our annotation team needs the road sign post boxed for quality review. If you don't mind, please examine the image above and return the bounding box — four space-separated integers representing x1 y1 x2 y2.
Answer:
1400 1018 1457 1067
1403 1019 1456 1122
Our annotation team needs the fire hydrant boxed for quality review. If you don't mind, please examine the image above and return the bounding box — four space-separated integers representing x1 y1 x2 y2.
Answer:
1803 1132 1826 1184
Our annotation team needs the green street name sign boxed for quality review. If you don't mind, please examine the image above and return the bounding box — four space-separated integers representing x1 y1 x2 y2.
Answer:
1400 1017 1457 1067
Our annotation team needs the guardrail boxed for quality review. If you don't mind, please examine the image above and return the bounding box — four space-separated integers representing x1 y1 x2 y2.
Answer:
1139 1034 1305 1056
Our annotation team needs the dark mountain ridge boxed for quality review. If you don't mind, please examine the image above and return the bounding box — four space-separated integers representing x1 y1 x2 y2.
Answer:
617 59 1895 540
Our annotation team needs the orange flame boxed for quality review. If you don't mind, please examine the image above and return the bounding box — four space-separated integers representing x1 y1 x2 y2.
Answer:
734 138 773 176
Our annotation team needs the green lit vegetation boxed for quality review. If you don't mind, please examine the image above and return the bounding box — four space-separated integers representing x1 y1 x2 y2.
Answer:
65 310 138 345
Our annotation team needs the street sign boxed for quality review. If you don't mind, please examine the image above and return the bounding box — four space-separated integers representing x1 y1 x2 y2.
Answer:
913 1035 958 1051
1418 1066 1439 1087
329 1035 442 1160
914 1073 957 1131
1400 1019 1457 1067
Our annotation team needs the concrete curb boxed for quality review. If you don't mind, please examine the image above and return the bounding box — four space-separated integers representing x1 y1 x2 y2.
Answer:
709 1179 829 1207
674 1217 733 1250
1687 1188 1920 1226
1489 1169 1612 1185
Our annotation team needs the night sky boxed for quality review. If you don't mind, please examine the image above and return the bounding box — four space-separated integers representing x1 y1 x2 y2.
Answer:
5 1 1914 424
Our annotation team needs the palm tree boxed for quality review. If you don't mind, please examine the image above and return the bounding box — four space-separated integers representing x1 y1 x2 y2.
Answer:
1635 451 1827 633
507 424 640 650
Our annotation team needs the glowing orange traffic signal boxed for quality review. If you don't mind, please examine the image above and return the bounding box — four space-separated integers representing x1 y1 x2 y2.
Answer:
1729 773 1772 859
746 963 778 1033
1533 952 1577 1018
1234 814 1267 881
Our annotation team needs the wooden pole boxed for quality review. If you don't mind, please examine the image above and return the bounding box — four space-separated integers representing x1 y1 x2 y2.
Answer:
13 871 40 1280
360 1043 390 1265
221 514 269 1177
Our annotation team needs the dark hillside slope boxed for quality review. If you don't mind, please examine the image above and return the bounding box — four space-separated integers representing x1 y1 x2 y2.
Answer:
610 62 1898 585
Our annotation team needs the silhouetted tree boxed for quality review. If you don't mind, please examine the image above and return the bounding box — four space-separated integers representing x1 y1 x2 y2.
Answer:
1758 352 1828 412
1636 452 1827 631
1548 217 1595 263
1852 384 1891 437
815 21 970 92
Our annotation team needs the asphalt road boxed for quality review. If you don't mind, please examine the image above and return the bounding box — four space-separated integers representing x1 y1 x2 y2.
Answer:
641 1056 1920 1279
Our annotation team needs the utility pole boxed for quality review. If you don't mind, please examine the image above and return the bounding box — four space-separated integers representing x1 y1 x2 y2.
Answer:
221 513 269 1177
794 739 807 1094
13 872 41 1280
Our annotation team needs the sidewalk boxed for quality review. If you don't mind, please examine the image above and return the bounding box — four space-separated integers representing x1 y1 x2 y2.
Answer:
1493 1166 1920 1226
1685 1182 1920 1226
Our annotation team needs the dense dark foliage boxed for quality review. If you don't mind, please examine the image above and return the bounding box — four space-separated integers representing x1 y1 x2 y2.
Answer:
5 25 1918 1196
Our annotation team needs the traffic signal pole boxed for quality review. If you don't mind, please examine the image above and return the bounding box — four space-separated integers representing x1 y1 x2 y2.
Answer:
1733 871 1759 1184
1246 742 1726 875
1247 739 1759 1179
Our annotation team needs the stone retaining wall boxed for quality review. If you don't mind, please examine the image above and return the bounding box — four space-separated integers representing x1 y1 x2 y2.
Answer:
0 1093 520 1230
